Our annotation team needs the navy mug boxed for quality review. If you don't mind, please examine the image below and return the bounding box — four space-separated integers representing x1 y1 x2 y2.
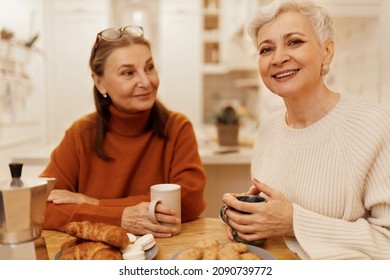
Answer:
219 194 267 247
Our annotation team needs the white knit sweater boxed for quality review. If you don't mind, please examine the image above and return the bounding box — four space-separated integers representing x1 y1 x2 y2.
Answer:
251 93 390 260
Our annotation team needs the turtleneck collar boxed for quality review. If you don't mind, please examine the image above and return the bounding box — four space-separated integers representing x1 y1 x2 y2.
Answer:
108 105 151 137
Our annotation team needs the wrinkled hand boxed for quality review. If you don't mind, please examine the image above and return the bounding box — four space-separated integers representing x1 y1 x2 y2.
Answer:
121 202 180 238
222 178 294 243
47 189 99 205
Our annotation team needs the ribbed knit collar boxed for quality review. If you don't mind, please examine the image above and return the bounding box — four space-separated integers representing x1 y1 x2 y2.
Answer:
108 105 151 137
277 93 353 145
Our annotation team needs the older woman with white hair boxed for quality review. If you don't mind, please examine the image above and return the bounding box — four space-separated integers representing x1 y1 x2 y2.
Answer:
222 0 390 259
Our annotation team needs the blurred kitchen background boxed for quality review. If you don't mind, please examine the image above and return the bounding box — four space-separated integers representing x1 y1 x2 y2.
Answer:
1 0 389 217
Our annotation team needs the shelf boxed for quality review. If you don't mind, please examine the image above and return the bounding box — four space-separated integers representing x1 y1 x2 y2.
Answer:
203 9 219 16
0 39 40 64
233 78 259 89
203 30 220 42
202 63 229 74
199 145 253 165
202 0 220 65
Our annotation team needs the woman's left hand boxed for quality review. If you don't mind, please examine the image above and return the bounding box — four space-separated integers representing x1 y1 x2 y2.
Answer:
222 178 294 242
47 189 99 205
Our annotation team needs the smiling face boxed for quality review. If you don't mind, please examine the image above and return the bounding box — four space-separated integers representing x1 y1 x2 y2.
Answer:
256 11 334 99
92 44 159 113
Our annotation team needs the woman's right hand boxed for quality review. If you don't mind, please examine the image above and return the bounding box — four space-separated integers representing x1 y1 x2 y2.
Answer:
47 189 99 205
121 202 180 238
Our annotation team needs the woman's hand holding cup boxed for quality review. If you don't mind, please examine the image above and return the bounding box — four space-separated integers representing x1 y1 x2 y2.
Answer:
220 194 267 247
221 178 295 244
148 183 181 235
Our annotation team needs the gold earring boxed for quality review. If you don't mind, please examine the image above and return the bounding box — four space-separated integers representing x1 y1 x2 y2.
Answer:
321 64 330 76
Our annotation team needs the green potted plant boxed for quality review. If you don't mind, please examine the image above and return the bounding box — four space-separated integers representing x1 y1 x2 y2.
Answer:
216 106 239 146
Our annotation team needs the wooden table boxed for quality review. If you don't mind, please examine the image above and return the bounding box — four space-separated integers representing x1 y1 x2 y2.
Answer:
42 217 299 260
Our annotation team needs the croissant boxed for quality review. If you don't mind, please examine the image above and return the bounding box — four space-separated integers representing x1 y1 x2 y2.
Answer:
60 236 84 251
60 241 122 260
66 221 129 249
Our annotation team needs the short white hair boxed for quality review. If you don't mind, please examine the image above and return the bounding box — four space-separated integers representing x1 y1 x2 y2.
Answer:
248 0 334 47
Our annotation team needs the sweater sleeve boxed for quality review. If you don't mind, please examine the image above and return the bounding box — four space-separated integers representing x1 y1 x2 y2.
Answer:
41 124 126 231
292 108 390 260
43 203 124 232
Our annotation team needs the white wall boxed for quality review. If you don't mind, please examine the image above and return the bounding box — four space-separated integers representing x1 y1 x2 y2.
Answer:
0 0 46 178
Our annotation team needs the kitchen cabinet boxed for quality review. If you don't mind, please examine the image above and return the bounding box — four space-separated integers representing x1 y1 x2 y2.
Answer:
201 0 258 74
158 0 203 127
200 145 252 218
202 164 252 218
202 0 221 69
44 0 109 144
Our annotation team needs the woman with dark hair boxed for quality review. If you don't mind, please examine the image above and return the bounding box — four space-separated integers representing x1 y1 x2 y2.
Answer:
41 26 206 237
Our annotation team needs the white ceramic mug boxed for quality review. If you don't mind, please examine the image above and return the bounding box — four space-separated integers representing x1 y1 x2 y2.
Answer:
148 183 181 234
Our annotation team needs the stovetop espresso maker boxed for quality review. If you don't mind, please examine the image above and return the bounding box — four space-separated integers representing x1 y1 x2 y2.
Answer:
0 163 56 259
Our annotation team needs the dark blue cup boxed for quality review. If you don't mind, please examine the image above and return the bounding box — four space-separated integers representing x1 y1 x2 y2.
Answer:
219 195 267 247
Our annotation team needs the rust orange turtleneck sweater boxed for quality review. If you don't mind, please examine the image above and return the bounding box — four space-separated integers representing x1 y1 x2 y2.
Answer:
41 105 206 232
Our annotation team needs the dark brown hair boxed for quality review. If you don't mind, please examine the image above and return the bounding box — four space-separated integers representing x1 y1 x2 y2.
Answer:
89 34 169 160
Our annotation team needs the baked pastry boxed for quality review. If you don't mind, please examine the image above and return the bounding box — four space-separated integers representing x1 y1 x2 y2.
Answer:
222 242 248 253
202 248 219 260
66 221 129 249
60 236 84 251
174 240 263 260
176 247 203 260
60 241 122 260
193 239 219 250
240 252 262 260
217 245 241 260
